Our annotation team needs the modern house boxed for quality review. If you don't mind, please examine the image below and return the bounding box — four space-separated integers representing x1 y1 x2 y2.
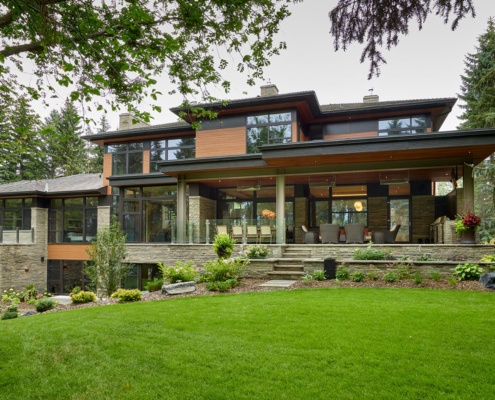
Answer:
2 84 495 293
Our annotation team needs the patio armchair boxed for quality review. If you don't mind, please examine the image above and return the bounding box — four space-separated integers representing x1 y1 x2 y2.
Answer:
216 225 228 236
320 223 340 244
247 225 258 243
301 225 319 244
344 223 365 244
372 225 401 244
231 225 243 241
259 225 273 243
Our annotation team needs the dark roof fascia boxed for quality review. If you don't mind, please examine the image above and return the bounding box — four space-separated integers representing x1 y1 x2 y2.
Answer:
82 123 192 143
260 128 495 158
107 173 177 187
169 92 321 117
159 154 266 174
318 98 457 119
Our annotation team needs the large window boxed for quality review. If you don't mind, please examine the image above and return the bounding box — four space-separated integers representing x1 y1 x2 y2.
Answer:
0 198 31 230
121 185 179 243
378 115 426 136
150 137 196 172
49 197 98 243
246 112 292 153
108 142 143 175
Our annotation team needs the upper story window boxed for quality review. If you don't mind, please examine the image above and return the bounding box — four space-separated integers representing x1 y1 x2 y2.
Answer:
246 112 292 153
108 142 143 175
150 137 196 172
49 197 98 243
378 115 426 136
0 198 31 230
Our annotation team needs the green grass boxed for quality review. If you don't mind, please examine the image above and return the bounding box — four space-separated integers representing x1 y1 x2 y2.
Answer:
1 288 495 399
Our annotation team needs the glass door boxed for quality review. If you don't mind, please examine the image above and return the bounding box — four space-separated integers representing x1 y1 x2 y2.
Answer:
389 198 410 242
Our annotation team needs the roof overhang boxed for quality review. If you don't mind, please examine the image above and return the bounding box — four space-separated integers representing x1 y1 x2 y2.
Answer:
107 173 177 187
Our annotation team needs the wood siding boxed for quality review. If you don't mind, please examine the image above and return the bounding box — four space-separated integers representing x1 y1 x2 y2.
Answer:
197 127 246 157
48 244 90 260
143 150 150 173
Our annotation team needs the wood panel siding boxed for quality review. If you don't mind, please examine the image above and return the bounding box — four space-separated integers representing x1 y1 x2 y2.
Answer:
197 127 246 157
324 131 377 140
292 121 298 142
103 153 112 194
48 244 90 260
143 150 150 173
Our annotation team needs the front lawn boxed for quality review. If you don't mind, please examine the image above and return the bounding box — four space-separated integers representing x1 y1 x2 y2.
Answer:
1 288 494 399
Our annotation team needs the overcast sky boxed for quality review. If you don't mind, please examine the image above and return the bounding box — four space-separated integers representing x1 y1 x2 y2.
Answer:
34 1 495 132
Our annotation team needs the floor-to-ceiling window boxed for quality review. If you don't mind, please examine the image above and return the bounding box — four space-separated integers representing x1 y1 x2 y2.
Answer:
120 185 179 243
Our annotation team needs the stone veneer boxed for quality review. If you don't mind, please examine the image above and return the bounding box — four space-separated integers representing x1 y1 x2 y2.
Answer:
188 196 216 242
411 195 435 243
0 208 48 292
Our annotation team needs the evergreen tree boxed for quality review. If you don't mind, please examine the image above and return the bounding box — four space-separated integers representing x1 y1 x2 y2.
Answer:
0 96 47 183
41 100 88 177
457 18 495 241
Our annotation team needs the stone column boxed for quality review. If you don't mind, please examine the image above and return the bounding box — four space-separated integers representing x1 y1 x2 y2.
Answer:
276 175 285 244
97 206 111 231
177 176 187 243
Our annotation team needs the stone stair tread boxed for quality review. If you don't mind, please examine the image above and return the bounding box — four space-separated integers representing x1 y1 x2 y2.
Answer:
267 271 305 276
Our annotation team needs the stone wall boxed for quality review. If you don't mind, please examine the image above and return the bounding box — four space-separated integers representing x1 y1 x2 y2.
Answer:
411 195 435 243
368 197 387 231
189 196 216 242
0 208 48 292
98 206 111 231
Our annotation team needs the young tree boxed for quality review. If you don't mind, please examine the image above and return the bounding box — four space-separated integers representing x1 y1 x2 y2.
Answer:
0 1 297 119
329 0 476 79
85 217 132 297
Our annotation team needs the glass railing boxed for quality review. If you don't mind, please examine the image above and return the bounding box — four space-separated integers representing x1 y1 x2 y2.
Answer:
161 219 287 244
0 227 35 244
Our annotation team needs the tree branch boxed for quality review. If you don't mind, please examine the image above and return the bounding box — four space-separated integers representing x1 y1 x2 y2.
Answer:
0 0 69 30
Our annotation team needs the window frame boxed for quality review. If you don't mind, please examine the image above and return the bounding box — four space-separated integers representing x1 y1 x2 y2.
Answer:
0 198 32 230
149 137 196 173
107 142 144 175
246 111 293 154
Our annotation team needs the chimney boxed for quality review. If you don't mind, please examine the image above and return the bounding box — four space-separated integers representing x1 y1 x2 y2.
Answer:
260 84 279 97
363 94 379 103
119 113 150 130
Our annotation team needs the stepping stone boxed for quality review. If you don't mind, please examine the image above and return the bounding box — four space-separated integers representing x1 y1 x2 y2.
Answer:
259 280 297 288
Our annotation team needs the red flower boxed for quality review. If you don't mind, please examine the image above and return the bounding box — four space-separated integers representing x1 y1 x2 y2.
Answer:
462 212 481 227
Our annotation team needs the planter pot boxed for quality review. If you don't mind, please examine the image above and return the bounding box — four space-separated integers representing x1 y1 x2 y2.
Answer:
459 229 476 244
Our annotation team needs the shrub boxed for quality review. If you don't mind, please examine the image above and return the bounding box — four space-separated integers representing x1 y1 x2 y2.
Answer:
302 274 313 285
20 283 38 302
1 311 18 320
144 278 164 292
429 271 442 281
454 263 484 281
205 279 240 292
367 271 380 281
350 271 366 282
110 289 142 303
159 261 197 284
354 244 393 260
212 233 236 259
383 271 399 283
35 298 57 313
245 245 270 259
2 288 21 303
71 291 97 304
336 266 350 280
7 304 18 313
397 266 413 280
413 272 423 285
311 270 326 281
480 254 495 263
201 257 247 283
70 286 82 296
447 276 457 287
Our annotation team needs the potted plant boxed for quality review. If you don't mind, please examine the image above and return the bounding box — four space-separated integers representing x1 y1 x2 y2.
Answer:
454 212 481 244
212 233 236 259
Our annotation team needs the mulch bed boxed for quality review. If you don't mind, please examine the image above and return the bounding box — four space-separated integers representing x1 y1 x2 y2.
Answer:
2 278 492 316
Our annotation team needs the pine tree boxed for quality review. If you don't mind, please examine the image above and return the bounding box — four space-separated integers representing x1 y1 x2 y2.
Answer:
458 18 495 241
86 115 110 174
41 100 88 177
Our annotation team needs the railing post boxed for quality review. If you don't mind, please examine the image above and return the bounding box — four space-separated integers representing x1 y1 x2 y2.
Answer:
188 222 193 244
16 227 20 243
171 220 176 244
0 226 3 243
206 220 210 244
242 219 247 245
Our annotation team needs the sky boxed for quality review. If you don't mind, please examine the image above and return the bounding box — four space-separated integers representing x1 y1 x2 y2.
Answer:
30 1 495 132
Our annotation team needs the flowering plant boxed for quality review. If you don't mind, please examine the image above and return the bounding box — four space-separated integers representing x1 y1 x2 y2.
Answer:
261 209 275 219
454 212 481 235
